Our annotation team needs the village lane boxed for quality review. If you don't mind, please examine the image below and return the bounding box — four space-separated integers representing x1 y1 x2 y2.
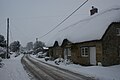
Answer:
22 54 95 80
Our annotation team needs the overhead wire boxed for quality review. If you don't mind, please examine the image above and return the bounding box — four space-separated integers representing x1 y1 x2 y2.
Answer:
59 7 120 32
39 0 89 39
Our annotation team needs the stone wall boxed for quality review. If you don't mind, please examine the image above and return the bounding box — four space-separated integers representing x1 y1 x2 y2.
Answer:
71 41 102 66
102 22 120 66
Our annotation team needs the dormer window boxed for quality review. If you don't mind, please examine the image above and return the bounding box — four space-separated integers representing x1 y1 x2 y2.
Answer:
116 28 120 36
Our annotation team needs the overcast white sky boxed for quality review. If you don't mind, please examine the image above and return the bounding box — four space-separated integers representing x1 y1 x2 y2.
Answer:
0 0 120 47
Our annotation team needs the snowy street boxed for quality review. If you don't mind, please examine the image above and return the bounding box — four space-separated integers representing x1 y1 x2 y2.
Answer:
31 55 120 80
0 0 120 80
0 54 30 80
0 53 120 80
22 54 94 80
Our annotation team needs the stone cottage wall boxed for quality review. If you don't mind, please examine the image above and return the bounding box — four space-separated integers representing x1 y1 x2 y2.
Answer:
102 22 120 66
71 41 102 66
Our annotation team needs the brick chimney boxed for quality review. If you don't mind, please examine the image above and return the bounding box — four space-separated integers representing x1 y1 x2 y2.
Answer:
90 6 98 16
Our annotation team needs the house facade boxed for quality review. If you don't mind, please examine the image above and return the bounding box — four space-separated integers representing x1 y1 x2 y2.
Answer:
71 40 102 66
71 22 120 66
102 22 120 66
61 39 72 61
48 39 72 60
47 7 120 66
48 41 63 60
48 22 120 66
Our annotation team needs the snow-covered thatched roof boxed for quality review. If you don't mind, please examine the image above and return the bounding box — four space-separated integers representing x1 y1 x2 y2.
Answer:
43 47 48 50
47 7 120 47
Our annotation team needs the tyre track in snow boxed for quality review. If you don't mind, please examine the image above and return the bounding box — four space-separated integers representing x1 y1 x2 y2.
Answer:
22 55 55 80
22 54 95 80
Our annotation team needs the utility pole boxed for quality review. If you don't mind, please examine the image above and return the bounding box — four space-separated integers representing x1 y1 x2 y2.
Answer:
6 18 9 59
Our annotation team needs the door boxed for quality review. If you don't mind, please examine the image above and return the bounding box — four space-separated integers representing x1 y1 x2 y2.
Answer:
90 47 96 65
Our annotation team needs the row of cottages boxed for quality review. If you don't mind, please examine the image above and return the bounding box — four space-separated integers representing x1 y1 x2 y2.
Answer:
71 22 120 66
48 7 120 66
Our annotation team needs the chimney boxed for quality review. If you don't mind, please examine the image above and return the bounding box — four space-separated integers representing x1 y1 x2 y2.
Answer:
90 6 98 16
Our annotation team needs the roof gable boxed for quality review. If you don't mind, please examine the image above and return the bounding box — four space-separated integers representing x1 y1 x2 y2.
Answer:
53 41 59 47
61 39 71 47
101 22 120 40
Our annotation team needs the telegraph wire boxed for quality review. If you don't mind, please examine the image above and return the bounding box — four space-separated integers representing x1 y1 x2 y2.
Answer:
59 7 120 32
39 0 89 39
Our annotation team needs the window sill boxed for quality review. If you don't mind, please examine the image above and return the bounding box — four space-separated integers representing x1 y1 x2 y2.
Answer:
81 55 88 57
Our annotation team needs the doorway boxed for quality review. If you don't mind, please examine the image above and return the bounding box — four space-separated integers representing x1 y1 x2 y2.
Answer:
90 47 96 65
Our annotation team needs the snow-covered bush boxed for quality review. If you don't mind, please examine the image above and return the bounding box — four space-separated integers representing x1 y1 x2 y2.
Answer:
45 57 51 61
64 59 72 65
54 58 64 65
98 62 102 66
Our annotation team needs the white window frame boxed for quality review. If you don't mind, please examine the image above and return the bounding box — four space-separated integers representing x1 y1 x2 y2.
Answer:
116 28 120 36
81 47 89 57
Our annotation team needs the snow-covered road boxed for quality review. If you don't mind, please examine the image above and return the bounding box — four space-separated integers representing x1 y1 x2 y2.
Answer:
0 54 30 80
22 54 94 80
31 55 120 80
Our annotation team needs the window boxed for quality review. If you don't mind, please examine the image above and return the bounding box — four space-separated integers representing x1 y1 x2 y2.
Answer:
81 47 89 57
116 28 120 36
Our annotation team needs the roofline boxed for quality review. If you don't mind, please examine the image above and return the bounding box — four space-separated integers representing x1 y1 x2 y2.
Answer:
72 39 101 45
61 38 72 47
101 22 120 40
48 22 120 47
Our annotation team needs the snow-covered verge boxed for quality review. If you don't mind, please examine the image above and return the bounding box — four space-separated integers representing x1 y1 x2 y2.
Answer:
31 55 120 80
0 54 30 80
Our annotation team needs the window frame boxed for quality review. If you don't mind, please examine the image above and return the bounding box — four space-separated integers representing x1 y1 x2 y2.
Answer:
80 47 89 57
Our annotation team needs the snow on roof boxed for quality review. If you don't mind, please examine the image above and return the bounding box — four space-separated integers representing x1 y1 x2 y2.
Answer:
43 47 48 49
47 7 120 47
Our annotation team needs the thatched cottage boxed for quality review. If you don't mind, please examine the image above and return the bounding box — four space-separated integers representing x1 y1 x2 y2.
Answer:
71 22 120 66
47 7 120 66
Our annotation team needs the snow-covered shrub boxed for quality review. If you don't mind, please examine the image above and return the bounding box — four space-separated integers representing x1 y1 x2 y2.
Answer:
54 58 64 65
45 57 51 61
98 62 102 66
64 59 72 65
